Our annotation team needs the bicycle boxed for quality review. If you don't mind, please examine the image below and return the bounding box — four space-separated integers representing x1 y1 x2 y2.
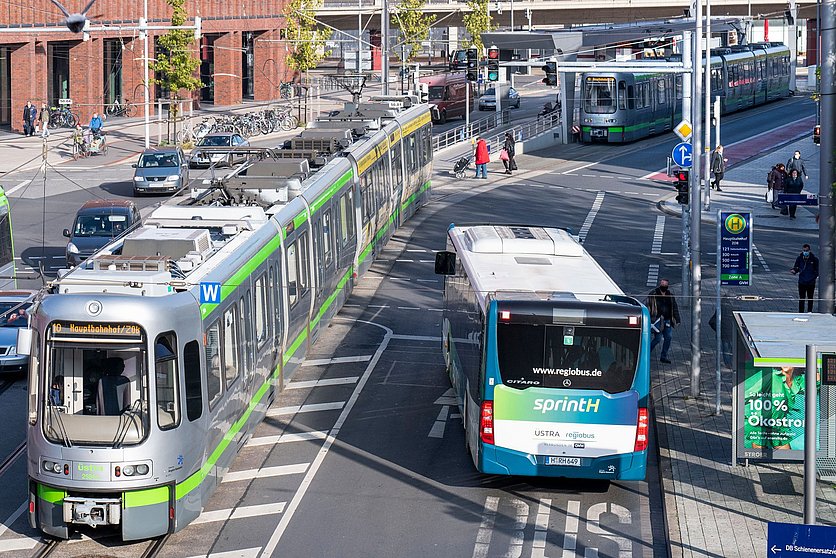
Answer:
49 106 78 128
279 82 294 100
105 98 134 118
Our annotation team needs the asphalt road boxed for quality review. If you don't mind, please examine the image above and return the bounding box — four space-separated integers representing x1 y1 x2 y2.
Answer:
0 94 816 557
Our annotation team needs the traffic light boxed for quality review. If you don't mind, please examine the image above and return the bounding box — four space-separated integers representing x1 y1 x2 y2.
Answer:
542 61 557 86
487 45 499 82
418 83 429 104
466 48 478 82
674 169 689 205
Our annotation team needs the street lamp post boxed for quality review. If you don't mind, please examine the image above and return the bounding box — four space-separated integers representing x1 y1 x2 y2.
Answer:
143 0 150 149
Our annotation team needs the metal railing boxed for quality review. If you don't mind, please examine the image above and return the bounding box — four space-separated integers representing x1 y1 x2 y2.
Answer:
433 111 560 153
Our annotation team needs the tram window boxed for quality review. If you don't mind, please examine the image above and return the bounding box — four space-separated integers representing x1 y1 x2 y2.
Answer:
155 332 179 430
422 127 431 165
240 295 252 375
323 209 333 266
407 135 417 172
627 85 635 109
392 144 403 187
297 232 309 294
657 80 666 105
184 340 202 422
206 321 222 408
287 240 299 306
255 275 267 347
223 306 239 388
617 81 626 110
269 265 282 341
583 77 616 114
361 174 372 222
675 77 682 101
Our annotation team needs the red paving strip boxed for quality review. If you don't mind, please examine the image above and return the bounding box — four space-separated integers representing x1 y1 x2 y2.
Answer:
725 115 816 166
645 171 676 182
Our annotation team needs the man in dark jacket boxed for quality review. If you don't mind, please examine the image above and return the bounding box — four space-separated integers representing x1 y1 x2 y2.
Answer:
786 150 808 181
710 144 727 191
648 278 681 364
22 101 34 136
791 244 819 312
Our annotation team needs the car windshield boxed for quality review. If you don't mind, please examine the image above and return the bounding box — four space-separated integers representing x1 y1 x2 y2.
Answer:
0 301 31 327
198 136 231 147
73 213 128 237
483 88 496 97
138 153 179 168
428 86 445 101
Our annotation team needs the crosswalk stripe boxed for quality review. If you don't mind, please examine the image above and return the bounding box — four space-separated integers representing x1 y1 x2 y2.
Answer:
578 192 605 244
186 547 262 558
193 502 286 525
266 401 345 417
302 355 371 367
246 430 328 447
223 463 308 483
285 377 359 389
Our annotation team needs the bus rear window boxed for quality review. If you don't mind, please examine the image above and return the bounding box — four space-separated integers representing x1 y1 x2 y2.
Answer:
497 323 639 393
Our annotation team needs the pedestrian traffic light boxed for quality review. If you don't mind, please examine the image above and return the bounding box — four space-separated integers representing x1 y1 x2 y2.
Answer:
674 169 689 205
466 48 478 82
487 46 500 82
541 61 557 86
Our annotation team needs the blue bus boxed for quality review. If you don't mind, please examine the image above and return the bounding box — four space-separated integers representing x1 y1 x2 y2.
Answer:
435 224 651 480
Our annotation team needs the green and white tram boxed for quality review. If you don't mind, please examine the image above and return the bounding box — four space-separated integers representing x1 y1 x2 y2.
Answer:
0 186 15 289
24 96 432 540
436 225 651 480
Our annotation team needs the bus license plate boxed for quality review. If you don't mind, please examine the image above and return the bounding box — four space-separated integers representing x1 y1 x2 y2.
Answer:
546 456 581 467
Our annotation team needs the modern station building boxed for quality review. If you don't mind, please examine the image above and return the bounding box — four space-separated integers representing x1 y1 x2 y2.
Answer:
0 0 290 131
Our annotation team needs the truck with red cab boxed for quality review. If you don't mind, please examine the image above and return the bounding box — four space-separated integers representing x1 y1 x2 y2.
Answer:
420 72 472 124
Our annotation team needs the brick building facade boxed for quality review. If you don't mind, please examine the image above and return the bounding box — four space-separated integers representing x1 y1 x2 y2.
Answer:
0 0 290 132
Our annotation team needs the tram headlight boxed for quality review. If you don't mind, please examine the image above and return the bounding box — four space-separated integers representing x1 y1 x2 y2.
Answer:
53 462 62 473
67 242 80 254
122 465 135 477
135 464 149 476
43 461 53 472
43 460 62 474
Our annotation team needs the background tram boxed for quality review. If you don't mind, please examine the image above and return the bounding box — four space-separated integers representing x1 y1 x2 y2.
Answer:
23 96 432 541
435 225 651 480
0 187 15 289
580 42 791 143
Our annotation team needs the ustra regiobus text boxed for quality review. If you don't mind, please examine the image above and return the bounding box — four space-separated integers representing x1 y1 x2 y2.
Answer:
533 397 601 414
532 367 603 377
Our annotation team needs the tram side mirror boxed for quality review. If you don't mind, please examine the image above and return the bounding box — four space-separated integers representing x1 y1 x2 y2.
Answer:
62 228 71 238
435 251 456 275
16 327 32 357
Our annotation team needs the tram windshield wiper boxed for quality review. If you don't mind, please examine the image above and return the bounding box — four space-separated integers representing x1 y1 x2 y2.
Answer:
46 403 73 447
112 400 143 449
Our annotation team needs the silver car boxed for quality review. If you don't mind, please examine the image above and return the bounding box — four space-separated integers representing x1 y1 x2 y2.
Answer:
0 291 34 375
189 133 250 169
478 86 521 110
132 147 189 196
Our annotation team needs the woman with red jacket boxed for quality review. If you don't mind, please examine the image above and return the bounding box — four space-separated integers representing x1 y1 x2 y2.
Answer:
474 136 489 179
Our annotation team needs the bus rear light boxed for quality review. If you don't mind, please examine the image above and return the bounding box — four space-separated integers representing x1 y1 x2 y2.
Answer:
29 501 35 514
634 407 649 452
628 316 639 326
480 401 495 445
499 311 511 321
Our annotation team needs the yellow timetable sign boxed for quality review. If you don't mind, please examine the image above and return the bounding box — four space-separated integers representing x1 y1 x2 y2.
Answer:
51 322 142 340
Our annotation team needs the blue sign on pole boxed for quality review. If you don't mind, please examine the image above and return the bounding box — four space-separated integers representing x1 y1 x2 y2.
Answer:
671 142 693 168
199 282 222 304
776 193 819 207
768 522 836 557
719 211 752 286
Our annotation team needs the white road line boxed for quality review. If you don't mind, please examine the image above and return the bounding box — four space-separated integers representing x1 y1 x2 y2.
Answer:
471 496 500 558
390 334 442 342
302 355 372 367
652 215 666 255
640 192 657 196
753 244 771 272
581 174 598 178
395 259 414 262
5 180 31 196
222 463 308 483
397 306 421 310
260 325 393 557
561 500 582 558
647 264 660 287
418 259 434 263
578 192 605 244
367 304 389 309
563 161 597 174
0 502 27 541
286 376 359 389
427 405 450 438
246 430 328 447
531 498 553 558
194 502 286 525
405 249 428 252
266 401 345 417
415 278 439 283
0 538 39 552
187 547 262 558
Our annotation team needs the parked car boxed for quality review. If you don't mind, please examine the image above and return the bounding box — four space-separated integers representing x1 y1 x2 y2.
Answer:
478 86 520 110
189 133 250 168
0 290 35 374
814 124 821 145
421 72 473 123
132 146 189 196
63 199 140 267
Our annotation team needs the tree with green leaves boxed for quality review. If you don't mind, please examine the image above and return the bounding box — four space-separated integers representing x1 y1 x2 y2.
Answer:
393 0 436 63
462 0 494 52
151 0 201 98
284 0 331 72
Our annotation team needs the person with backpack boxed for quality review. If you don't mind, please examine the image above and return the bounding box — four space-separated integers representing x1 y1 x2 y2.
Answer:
647 278 681 364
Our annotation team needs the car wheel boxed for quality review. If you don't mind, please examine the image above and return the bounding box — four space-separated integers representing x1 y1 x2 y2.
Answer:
439 110 447 124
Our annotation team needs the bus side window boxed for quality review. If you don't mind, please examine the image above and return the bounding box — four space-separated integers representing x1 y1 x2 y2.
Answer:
627 85 635 110
617 81 626 110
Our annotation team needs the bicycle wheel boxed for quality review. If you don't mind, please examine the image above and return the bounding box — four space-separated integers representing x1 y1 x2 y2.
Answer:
64 112 77 128
281 114 298 131
124 104 135 118
105 104 117 117
259 119 272 135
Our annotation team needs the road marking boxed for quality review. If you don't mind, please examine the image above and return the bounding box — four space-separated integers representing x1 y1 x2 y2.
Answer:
246 430 328 447
193 502 286 525
581 174 598 178
5 180 31 196
561 500 581 558
415 278 439 283
647 264 660 287
302 355 371 367
531 498 553 558
0 538 39 552
186 547 262 558
223 463 309 483
286 377 359 390
578 192 605 244
587 502 632 558
406 249 428 252
753 244 770 272
418 259 434 263
395 259 414 262
266 401 345 417
398 306 421 310
0 502 27 542
259 324 393 557
563 161 597 174
390 334 441 342
471 496 500 558
508 499 529 558
428 405 449 438
652 215 665 254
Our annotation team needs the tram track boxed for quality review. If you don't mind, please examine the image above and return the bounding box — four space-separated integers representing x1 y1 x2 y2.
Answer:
0 378 18 397
0 441 26 477
30 539 59 558
140 534 170 558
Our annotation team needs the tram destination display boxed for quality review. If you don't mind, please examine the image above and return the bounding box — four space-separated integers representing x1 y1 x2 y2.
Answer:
50 322 142 340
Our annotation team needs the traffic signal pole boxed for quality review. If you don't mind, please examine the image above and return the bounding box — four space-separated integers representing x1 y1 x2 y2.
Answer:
690 3 704 399
682 30 692 299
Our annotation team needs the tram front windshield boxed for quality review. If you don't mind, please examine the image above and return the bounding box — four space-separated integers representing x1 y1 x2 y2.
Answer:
497 323 639 393
583 77 617 114
44 342 148 446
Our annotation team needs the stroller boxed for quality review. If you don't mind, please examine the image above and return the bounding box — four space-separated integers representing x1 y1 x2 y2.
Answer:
454 155 473 179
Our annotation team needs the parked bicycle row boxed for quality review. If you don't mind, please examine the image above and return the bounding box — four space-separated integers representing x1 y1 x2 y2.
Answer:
177 106 299 143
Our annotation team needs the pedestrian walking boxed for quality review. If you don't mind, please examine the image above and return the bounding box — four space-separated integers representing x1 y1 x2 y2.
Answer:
647 278 681 364
38 103 50 137
474 136 489 179
784 169 804 219
768 163 788 211
786 150 808 181
710 144 727 191
22 101 34 136
791 244 819 312
501 132 517 175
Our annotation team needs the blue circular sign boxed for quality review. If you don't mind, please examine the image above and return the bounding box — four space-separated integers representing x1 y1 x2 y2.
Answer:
671 142 693 168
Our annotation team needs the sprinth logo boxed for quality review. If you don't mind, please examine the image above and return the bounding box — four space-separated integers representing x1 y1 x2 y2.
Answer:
533 397 601 414
724 213 747 235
